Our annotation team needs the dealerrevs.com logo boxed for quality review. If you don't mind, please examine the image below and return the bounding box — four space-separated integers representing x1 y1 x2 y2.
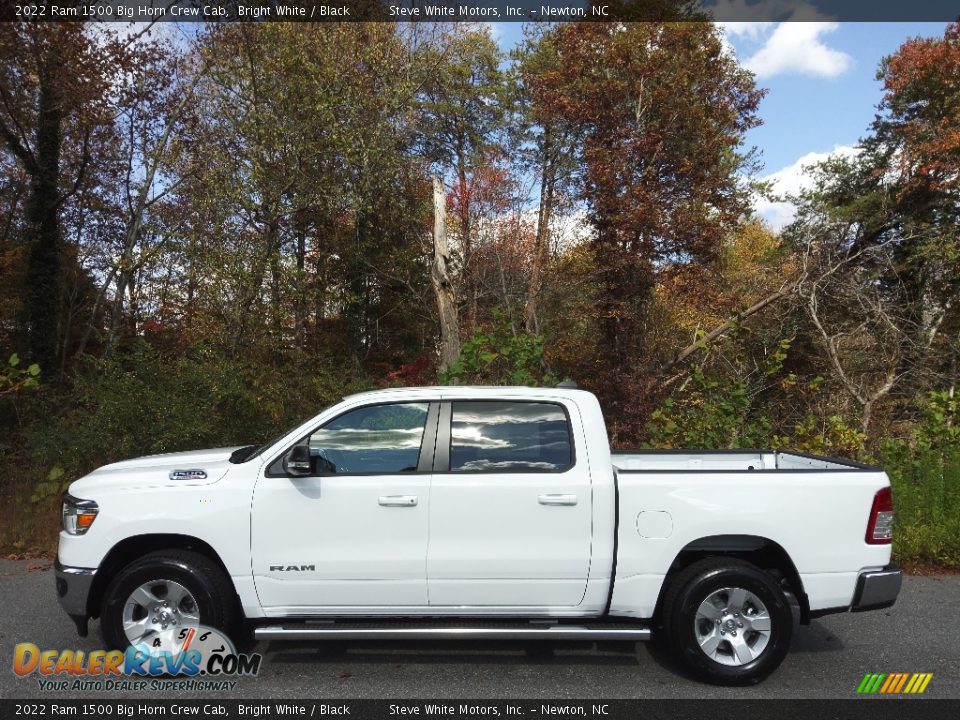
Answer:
857 672 934 695
13 626 261 692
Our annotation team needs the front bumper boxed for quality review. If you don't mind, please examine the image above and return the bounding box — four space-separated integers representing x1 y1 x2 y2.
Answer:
851 565 902 612
54 559 96 636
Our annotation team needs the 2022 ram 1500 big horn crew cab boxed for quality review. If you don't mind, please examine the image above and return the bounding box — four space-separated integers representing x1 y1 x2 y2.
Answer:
55 385 901 684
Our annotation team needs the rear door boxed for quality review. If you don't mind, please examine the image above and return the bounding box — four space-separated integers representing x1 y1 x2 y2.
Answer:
426 399 593 607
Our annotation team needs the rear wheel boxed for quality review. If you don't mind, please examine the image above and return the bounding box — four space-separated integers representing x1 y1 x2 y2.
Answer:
100 550 235 651
662 558 792 685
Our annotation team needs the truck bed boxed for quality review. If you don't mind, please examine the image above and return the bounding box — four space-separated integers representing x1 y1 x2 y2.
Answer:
611 449 876 473
607 448 890 619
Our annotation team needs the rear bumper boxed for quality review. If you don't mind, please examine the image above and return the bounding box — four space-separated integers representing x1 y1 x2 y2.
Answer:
851 565 902 612
808 565 902 619
54 559 96 636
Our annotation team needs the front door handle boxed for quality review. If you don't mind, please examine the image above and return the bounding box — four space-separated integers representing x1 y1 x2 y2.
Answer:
538 494 578 506
379 495 418 507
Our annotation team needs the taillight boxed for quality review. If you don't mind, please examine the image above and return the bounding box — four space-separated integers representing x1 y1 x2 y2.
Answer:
866 487 894 544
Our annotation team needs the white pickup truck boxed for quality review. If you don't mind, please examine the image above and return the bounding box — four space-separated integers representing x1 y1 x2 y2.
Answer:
56 385 901 685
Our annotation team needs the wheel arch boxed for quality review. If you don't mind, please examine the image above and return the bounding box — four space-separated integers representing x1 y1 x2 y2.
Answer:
88 533 239 620
653 534 810 625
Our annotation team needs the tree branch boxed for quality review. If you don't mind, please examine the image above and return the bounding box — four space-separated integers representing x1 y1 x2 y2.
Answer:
56 129 92 208
657 273 803 380
0 116 37 174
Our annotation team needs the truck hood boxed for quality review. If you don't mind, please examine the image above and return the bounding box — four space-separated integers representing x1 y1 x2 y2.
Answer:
68 447 243 496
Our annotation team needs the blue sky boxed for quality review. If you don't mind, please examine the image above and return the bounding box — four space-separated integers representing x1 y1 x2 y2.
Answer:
490 21 950 229
728 23 948 169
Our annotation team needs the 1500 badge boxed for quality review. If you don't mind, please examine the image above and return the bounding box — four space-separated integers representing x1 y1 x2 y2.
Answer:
169 469 207 481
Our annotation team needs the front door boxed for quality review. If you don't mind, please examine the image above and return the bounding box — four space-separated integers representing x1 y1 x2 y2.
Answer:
252 401 437 613
427 399 593 608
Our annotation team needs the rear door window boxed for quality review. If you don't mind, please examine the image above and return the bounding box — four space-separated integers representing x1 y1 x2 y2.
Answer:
448 401 573 473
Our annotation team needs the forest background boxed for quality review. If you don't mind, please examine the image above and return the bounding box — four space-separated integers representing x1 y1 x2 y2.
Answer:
2 12 959 568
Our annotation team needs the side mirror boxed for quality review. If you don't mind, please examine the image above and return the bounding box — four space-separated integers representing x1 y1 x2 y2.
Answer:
284 445 313 477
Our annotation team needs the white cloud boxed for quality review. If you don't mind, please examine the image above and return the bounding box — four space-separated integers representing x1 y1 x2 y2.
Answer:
742 23 852 79
756 145 859 230
720 22 775 42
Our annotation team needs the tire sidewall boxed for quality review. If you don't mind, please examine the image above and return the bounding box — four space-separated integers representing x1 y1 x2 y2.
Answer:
672 565 792 685
100 556 225 651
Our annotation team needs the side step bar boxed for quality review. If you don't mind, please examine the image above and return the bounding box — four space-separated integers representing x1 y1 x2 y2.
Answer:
254 623 651 642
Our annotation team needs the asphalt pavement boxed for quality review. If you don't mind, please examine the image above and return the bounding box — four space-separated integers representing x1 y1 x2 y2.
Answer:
1 558 957 699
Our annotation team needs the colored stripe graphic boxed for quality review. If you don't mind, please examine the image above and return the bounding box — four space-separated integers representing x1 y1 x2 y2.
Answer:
879 674 897 693
857 673 933 694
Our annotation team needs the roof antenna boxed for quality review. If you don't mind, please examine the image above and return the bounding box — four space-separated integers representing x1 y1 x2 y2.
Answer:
556 379 578 389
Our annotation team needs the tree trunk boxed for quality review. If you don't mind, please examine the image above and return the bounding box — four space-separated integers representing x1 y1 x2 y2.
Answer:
431 175 460 375
231 218 277 353
861 400 874 436
294 227 307 349
525 128 555 334
22 54 64 374
456 161 476 334
347 213 368 361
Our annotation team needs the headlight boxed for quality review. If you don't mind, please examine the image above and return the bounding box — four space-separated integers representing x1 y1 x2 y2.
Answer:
62 493 98 535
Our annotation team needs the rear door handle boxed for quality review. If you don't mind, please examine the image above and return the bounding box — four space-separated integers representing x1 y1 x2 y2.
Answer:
538 494 578 506
379 495 418 507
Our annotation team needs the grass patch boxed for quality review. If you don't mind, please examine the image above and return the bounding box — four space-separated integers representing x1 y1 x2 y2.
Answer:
885 446 960 570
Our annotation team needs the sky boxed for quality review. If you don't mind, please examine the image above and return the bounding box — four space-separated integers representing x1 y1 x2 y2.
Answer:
490 21 950 230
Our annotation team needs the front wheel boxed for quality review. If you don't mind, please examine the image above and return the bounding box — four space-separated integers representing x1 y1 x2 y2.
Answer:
100 550 235 652
661 558 793 685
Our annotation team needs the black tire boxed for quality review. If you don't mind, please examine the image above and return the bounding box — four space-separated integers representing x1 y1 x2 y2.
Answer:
661 558 792 685
100 549 236 651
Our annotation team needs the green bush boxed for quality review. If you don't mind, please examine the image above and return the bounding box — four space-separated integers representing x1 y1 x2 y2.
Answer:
1 342 371 535
875 391 960 569
0 353 40 395
646 366 773 449
881 442 960 569
441 308 557 387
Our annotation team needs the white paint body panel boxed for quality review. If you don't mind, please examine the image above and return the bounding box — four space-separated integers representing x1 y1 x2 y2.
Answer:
252 474 431 610
58 387 891 623
609 465 892 616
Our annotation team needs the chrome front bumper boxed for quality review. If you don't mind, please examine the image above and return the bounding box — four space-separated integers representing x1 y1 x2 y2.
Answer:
851 565 902 612
54 559 96 636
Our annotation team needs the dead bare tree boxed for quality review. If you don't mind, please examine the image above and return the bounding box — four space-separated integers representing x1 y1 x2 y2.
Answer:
430 174 460 375
797 236 914 436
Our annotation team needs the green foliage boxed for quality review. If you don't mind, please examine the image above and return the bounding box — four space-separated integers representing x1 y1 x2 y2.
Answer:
646 337 792 449
10 343 369 496
872 389 960 569
1 353 41 396
772 415 866 457
881 442 960 568
646 337 869 456
646 366 772 449
441 309 556 387
909 391 960 450
30 465 65 504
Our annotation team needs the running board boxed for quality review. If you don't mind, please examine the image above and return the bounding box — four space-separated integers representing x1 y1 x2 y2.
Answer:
254 622 650 642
